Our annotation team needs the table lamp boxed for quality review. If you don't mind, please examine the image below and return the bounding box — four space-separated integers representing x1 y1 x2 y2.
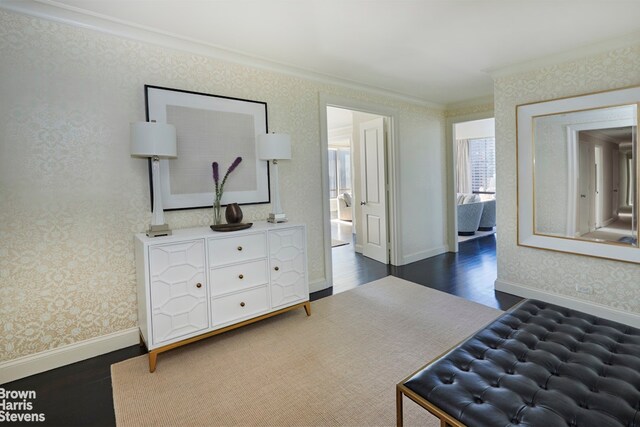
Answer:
258 133 291 223
130 121 177 236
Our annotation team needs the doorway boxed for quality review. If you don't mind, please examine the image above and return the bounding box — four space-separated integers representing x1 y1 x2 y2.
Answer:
320 96 398 294
326 107 388 260
571 125 636 243
450 118 496 247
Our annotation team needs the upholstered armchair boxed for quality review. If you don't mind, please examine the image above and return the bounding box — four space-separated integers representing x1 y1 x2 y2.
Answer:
457 202 484 235
337 192 353 221
478 199 496 231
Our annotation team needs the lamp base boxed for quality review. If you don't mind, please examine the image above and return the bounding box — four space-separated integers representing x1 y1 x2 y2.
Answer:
146 223 172 237
267 213 288 223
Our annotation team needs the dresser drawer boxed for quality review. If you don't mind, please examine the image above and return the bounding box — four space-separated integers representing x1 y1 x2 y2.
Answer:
208 232 267 267
211 286 269 326
210 259 268 296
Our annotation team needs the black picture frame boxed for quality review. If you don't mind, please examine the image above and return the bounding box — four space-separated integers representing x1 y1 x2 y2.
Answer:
144 85 270 211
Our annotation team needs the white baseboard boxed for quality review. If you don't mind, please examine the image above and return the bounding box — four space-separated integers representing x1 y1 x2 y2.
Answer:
495 279 640 328
400 245 448 266
354 244 363 253
0 327 139 384
309 278 330 293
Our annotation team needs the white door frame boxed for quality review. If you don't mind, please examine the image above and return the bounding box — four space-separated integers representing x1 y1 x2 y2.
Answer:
594 144 603 228
445 110 494 252
319 93 400 286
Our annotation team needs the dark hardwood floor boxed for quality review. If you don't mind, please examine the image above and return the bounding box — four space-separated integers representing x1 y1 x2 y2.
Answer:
331 232 521 310
2 345 146 427
3 233 519 426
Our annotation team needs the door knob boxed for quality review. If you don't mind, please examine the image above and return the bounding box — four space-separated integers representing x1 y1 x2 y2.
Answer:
360 201 366 206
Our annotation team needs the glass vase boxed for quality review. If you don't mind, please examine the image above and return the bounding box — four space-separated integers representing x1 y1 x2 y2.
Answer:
213 198 222 225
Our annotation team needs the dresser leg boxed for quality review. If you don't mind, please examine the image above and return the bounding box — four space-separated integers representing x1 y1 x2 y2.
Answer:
149 351 158 373
304 301 311 316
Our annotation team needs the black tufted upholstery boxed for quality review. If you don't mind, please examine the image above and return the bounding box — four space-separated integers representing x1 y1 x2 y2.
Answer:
403 300 640 427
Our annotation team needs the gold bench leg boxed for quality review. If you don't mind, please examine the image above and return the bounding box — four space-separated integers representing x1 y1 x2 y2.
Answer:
396 386 404 427
304 301 311 316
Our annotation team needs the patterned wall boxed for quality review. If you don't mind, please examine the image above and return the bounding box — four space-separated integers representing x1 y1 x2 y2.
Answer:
0 10 445 362
494 44 640 315
533 113 570 234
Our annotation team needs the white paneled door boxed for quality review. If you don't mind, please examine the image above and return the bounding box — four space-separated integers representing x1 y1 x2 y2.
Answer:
359 117 388 263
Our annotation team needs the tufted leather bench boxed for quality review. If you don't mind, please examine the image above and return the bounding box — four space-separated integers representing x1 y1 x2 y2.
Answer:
396 299 640 427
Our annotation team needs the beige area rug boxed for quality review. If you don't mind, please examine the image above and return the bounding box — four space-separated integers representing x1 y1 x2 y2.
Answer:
112 276 502 426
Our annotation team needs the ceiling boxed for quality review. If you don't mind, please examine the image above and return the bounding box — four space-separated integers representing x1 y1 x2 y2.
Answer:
8 0 640 105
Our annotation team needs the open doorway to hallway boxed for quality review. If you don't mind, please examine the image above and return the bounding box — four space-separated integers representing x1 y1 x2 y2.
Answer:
325 105 389 294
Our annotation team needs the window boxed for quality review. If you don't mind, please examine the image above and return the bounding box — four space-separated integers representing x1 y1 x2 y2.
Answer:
328 147 351 198
469 137 495 193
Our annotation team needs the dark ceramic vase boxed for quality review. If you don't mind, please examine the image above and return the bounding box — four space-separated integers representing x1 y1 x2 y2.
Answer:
225 203 243 224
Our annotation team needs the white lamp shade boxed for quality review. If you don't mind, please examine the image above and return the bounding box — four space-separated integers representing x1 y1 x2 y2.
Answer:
130 122 177 158
258 133 291 160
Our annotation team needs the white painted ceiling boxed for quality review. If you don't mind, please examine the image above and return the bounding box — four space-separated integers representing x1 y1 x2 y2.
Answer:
12 0 640 105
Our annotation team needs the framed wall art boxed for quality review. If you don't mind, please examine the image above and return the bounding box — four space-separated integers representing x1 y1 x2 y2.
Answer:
145 85 270 210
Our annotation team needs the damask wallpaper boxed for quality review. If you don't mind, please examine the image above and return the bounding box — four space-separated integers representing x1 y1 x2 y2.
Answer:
494 43 640 315
532 113 570 234
0 10 446 363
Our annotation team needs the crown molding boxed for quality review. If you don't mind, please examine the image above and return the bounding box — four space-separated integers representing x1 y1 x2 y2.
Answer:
486 30 640 79
445 94 494 111
0 0 443 109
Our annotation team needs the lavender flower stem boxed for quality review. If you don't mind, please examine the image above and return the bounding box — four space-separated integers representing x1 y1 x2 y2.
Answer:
212 157 242 203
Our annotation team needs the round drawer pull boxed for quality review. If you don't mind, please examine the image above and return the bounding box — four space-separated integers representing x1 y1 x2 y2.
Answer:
237 246 243 251
274 266 280 271
196 283 202 288
238 274 244 279
240 302 246 307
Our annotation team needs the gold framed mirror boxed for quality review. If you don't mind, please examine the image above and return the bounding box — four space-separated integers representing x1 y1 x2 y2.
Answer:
517 86 639 263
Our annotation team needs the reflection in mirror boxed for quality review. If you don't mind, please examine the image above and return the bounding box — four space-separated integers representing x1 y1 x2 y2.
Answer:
533 104 637 246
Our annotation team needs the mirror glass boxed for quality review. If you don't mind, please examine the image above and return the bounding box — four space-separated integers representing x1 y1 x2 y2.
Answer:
532 104 637 247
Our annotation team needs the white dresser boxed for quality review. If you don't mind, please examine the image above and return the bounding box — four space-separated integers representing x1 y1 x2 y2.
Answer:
134 222 310 372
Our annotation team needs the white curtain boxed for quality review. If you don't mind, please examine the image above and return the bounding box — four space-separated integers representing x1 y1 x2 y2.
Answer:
456 139 472 194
